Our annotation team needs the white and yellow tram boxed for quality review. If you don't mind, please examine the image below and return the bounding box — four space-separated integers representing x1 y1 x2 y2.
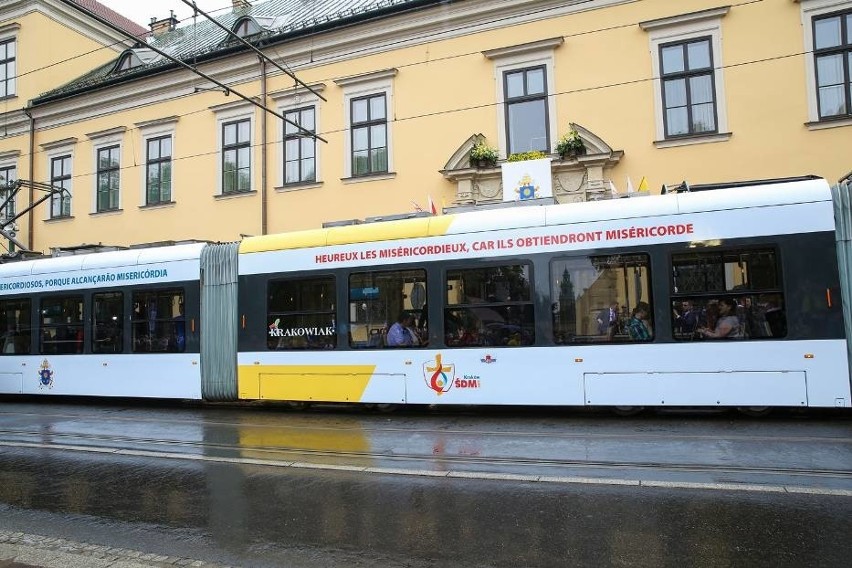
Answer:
1 176 850 411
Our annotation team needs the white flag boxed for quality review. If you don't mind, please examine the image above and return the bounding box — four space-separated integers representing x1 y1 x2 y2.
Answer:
626 177 636 195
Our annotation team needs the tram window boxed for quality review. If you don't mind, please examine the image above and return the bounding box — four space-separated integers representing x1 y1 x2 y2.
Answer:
131 289 185 353
93 292 123 354
1 298 31 355
671 249 785 340
40 295 84 354
267 277 336 350
349 269 427 348
445 264 534 347
551 254 653 344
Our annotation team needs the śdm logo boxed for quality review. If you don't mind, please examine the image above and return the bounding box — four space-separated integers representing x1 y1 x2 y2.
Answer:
38 359 54 389
424 353 454 395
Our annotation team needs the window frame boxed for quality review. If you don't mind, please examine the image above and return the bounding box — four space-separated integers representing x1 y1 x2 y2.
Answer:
502 64 551 154
335 68 396 180
221 118 252 194
349 93 388 177
145 135 173 205
0 297 31 355
483 38 561 158
658 36 719 138
669 246 786 341
39 294 84 355
283 106 317 185
443 261 535 348
0 37 15 98
0 163 16 222
812 7 852 120
549 253 654 345
95 144 121 212
49 154 72 219
641 7 730 147
348 267 428 349
130 288 186 353
267 275 336 350
92 291 124 354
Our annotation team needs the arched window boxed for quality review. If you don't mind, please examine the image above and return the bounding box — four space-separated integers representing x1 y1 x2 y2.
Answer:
115 51 142 72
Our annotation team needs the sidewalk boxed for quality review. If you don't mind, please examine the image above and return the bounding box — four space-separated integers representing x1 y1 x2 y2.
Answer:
0 531 223 568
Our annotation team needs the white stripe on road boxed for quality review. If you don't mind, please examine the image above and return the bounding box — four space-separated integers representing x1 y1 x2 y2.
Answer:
1 440 850 497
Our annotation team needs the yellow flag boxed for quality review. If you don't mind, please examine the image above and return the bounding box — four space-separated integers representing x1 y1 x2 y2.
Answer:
638 176 649 192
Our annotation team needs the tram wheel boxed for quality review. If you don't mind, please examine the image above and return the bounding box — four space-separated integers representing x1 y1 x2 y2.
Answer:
285 401 309 410
737 406 772 417
611 406 645 417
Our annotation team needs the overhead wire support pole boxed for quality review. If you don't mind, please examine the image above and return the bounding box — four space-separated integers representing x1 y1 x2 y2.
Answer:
59 0 326 143
181 0 327 103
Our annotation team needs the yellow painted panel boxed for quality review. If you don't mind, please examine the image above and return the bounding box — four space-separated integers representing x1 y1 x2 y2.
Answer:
238 216 456 255
238 365 376 402
239 229 329 254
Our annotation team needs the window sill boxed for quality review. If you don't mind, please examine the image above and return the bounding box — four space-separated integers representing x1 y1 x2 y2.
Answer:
90 208 123 217
805 117 852 131
341 172 397 184
653 132 732 149
214 189 257 200
43 215 74 223
275 181 323 193
0 94 17 102
139 201 176 210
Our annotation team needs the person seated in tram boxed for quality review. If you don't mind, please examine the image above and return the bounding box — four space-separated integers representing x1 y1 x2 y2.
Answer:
386 311 416 347
698 297 743 339
625 302 652 341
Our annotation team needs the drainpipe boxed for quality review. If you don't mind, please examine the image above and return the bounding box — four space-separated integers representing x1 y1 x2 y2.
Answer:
259 56 268 236
25 108 34 251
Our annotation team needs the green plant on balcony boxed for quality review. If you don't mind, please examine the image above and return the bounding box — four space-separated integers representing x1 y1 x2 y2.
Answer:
507 150 548 162
555 128 586 159
469 141 499 168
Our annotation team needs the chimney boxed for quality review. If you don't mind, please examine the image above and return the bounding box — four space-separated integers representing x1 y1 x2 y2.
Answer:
149 10 178 36
232 0 252 11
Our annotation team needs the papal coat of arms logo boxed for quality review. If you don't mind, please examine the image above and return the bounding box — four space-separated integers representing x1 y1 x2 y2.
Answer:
38 359 54 389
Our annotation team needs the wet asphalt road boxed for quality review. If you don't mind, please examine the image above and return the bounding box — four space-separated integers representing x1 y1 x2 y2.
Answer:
0 401 850 567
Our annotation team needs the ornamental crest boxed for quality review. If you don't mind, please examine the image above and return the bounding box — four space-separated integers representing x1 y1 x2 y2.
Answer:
38 359 54 389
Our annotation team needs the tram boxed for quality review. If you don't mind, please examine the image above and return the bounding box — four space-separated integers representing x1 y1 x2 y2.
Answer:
1 175 850 411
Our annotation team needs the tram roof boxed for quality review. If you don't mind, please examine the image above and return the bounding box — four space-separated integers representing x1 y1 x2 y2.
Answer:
239 176 832 254
0 242 206 277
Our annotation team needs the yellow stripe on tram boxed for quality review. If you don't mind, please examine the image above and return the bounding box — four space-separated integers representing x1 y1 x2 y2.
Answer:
238 364 377 402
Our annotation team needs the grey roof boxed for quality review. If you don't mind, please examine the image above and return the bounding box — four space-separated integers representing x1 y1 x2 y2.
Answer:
35 0 443 104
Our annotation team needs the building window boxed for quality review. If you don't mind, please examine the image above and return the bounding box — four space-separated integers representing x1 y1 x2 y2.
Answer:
351 93 387 176
551 254 652 344
50 155 72 218
0 39 15 98
445 264 534 347
234 17 262 38
813 9 852 119
0 165 15 221
504 66 549 153
283 107 316 184
641 7 729 145
96 145 120 212
146 136 172 204
660 37 717 137
267 276 335 350
222 119 251 193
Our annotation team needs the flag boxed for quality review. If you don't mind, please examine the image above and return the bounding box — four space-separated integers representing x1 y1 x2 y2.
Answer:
626 177 636 195
428 195 438 215
638 177 649 192
609 180 619 198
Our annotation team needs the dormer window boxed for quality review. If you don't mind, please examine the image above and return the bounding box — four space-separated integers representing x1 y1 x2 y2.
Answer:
115 51 142 72
233 17 262 39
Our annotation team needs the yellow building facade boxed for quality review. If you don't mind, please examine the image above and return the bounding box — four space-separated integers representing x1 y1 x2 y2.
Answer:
2 0 851 254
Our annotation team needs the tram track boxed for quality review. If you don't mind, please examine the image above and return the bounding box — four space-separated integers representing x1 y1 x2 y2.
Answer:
0 426 850 485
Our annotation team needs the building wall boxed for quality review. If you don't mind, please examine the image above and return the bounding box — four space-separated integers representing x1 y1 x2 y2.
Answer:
0 0 139 253
11 0 852 252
